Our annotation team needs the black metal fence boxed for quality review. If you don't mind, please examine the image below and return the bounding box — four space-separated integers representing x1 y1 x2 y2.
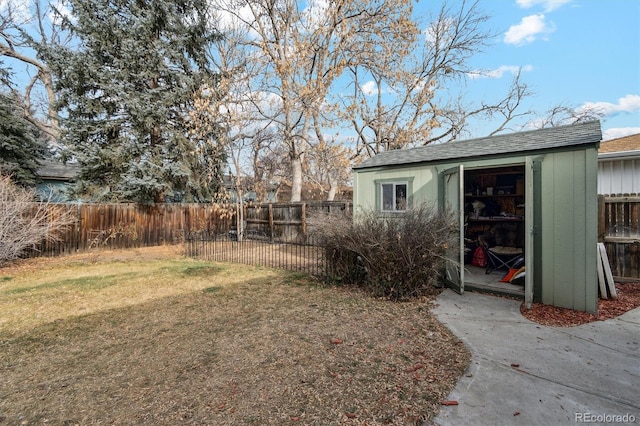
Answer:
184 230 327 276
183 201 353 276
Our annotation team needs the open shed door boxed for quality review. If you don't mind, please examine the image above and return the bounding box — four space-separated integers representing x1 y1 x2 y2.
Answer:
524 157 541 308
442 165 465 294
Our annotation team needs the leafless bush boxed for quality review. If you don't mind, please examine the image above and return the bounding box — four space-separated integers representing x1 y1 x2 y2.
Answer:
0 175 76 266
310 204 457 300
86 223 139 263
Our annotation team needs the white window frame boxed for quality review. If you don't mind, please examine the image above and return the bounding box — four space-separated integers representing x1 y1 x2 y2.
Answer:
380 181 408 212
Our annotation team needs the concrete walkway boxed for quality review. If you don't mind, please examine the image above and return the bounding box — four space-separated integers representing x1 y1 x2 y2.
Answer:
431 290 640 426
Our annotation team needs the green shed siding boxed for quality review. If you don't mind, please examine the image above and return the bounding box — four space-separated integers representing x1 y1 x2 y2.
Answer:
585 148 599 310
354 165 438 212
540 148 598 312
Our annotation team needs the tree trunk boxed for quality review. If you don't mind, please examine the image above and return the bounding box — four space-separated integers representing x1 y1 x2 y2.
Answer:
290 154 303 202
232 155 244 242
236 196 244 242
327 176 337 201
41 71 60 140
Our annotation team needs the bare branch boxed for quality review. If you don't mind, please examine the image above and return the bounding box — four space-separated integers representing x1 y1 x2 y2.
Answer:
0 175 76 265
340 0 536 157
528 103 605 129
212 0 416 201
0 0 64 142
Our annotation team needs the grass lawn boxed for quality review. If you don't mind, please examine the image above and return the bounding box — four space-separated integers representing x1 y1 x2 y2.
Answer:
0 247 470 425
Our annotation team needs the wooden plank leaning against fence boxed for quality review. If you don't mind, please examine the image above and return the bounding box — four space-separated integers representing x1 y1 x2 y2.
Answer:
598 194 640 281
27 201 352 257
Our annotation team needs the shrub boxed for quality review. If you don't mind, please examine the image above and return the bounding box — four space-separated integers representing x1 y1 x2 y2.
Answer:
310 204 458 300
0 175 75 265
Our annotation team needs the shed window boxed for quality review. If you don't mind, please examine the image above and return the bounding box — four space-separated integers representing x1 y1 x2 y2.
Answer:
381 182 408 211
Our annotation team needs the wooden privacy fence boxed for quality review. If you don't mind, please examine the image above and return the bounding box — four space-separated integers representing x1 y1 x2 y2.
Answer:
243 201 352 244
28 203 234 257
598 194 640 281
23 197 639 282
27 201 352 259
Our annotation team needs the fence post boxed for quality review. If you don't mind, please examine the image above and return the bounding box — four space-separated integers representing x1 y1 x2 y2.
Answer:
598 194 605 242
301 202 307 243
268 203 274 242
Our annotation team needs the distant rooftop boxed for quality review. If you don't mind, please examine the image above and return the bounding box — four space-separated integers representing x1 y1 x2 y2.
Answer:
354 121 602 170
598 133 640 154
37 160 79 181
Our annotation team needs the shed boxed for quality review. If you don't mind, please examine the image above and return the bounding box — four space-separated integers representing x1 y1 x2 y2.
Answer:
353 121 602 313
36 160 79 202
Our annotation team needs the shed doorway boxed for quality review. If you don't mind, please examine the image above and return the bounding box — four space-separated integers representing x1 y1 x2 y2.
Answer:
463 165 526 297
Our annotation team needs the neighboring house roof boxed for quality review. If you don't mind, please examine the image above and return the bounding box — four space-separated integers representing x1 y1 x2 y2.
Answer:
353 121 602 170
37 160 79 181
598 133 640 160
223 174 248 190
598 133 640 153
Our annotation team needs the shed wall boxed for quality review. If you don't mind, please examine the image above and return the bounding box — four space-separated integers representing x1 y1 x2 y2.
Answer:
540 148 598 312
353 164 439 211
598 157 640 194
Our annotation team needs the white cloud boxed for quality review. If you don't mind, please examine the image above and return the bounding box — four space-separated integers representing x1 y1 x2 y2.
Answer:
49 0 74 26
468 64 533 79
516 0 572 12
603 127 640 141
424 17 455 49
302 0 331 28
579 94 640 116
504 14 554 45
360 81 379 96
211 0 257 34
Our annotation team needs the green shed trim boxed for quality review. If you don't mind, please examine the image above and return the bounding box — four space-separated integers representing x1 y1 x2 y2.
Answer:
373 177 415 213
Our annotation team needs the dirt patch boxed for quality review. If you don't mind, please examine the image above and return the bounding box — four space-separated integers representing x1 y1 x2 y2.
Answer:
521 282 640 327
0 248 470 425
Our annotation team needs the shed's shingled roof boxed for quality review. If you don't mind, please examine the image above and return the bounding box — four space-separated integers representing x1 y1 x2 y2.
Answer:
353 121 602 170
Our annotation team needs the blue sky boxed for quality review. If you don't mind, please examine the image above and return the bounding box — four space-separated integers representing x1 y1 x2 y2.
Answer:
3 0 637 143
415 0 640 140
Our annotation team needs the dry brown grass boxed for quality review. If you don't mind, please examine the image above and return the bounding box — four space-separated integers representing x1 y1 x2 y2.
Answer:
0 247 470 425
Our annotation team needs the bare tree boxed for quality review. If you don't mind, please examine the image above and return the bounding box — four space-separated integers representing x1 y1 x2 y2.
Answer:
307 121 353 201
527 103 605 129
0 0 70 143
340 0 534 158
211 0 416 201
251 129 286 202
199 24 275 235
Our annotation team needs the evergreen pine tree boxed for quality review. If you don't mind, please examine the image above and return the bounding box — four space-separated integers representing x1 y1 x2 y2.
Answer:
0 92 48 187
47 0 225 203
